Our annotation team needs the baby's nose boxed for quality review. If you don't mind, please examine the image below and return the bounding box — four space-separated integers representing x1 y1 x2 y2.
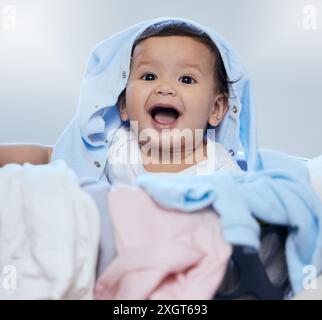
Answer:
155 83 176 96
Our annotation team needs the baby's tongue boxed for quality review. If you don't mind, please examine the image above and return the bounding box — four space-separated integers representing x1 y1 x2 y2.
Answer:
153 109 178 124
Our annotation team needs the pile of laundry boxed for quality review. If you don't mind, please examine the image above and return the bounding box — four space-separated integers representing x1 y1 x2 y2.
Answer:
1 151 322 300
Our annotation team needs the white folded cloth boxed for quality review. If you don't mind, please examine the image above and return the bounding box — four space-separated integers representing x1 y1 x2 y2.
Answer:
0 160 100 299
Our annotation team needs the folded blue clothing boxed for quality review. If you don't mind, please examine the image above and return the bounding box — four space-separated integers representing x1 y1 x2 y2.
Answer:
136 150 322 294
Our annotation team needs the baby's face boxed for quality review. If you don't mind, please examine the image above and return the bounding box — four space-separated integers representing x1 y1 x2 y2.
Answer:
119 36 227 152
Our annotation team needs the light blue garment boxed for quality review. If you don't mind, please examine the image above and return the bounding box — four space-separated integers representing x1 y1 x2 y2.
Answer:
136 150 322 294
51 17 258 182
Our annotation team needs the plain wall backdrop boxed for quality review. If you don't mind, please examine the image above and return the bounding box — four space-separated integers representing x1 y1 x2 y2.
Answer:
0 0 321 158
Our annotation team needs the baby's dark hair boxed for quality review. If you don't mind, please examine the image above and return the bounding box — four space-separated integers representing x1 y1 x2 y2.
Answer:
117 20 237 105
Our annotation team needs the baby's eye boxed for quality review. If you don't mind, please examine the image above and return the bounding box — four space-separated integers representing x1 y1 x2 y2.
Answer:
142 73 157 81
179 76 196 84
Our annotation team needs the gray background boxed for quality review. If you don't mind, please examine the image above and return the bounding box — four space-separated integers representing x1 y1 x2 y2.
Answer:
1 0 321 158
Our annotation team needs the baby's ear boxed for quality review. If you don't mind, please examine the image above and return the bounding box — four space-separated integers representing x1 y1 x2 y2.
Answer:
117 94 129 121
208 93 229 127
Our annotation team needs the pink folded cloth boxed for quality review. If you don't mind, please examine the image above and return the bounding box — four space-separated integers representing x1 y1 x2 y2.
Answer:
94 185 232 300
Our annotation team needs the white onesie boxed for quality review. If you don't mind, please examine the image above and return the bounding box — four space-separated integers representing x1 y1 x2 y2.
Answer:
105 125 241 185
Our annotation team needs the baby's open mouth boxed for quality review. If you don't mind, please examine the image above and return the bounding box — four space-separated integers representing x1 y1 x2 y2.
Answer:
149 106 181 126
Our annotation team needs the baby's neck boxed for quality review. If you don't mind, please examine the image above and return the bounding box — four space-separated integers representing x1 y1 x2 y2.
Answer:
140 140 208 173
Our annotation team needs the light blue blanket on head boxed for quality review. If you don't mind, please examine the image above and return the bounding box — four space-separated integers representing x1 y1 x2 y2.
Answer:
136 150 322 294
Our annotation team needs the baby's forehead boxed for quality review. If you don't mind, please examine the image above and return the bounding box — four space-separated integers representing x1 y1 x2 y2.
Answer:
131 36 215 70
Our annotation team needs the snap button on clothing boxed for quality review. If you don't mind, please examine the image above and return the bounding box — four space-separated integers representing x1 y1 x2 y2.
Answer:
94 161 101 168
229 149 235 157
122 71 127 79
233 105 238 114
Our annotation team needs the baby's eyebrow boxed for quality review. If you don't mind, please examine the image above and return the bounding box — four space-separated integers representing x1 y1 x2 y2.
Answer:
133 60 158 69
179 63 203 73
